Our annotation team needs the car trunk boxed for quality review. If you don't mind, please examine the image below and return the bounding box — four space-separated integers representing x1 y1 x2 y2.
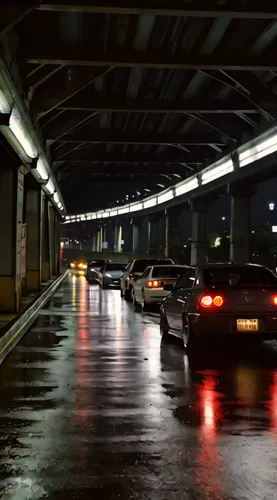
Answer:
205 286 277 313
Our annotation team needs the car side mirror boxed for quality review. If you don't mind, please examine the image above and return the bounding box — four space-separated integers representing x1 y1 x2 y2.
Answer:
163 284 174 292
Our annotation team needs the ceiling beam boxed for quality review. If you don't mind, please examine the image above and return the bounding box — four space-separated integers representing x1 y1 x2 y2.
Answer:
25 47 277 71
52 152 203 164
1 2 37 36
37 2 277 20
58 164 191 175
48 131 226 146
40 97 266 115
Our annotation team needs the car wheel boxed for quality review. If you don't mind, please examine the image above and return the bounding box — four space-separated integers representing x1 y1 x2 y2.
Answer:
124 287 132 301
182 316 196 351
142 292 151 312
133 290 142 312
120 286 124 297
160 310 170 340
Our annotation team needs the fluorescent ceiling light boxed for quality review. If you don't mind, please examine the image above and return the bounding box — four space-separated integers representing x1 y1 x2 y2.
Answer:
53 192 60 204
130 203 143 212
80 215 86 220
144 197 157 209
45 178 55 194
36 158 49 181
175 177 198 197
240 134 277 167
158 190 173 205
201 159 233 185
9 106 37 159
102 212 110 218
0 89 10 113
110 210 118 217
118 207 130 215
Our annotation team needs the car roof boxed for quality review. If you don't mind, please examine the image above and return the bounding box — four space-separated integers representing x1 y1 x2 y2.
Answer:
196 263 266 269
150 264 187 268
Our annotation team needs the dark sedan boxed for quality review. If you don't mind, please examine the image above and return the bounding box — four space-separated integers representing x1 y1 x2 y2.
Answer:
160 263 277 349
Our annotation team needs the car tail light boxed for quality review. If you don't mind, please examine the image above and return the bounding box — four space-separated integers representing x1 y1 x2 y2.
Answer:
273 296 277 305
199 294 224 308
146 280 161 288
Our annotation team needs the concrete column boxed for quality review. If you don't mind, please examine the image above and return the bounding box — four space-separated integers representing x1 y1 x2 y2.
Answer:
26 189 42 291
48 204 55 277
116 225 122 252
165 208 180 262
41 195 51 281
148 218 159 255
132 223 139 254
0 165 24 312
55 213 61 275
190 200 208 265
230 188 253 264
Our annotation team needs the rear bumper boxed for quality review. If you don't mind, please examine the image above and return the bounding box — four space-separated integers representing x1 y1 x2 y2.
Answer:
144 289 170 303
103 278 121 287
190 312 277 340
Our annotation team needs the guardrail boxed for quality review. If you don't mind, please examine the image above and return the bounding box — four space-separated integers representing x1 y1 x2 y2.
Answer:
0 270 69 365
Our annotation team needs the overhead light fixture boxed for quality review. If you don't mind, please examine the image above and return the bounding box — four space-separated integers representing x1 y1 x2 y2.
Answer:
45 178 55 195
53 192 60 204
9 106 37 159
175 177 198 197
110 210 118 217
130 203 143 212
0 89 10 113
118 207 130 215
102 212 110 218
144 197 157 209
201 159 233 185
35 157 49 181
239 133 277 167
158 190 173 205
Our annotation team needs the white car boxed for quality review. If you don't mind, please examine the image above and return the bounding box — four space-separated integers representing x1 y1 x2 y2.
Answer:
133 265 187 312
121 258 174 300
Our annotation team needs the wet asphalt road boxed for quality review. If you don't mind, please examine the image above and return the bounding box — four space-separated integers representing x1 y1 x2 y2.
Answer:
1 274 277 499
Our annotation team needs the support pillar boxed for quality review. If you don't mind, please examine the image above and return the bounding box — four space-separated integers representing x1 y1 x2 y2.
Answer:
115 224 122 253
148 218 159 255
165 208 180 262
0 165 24 312
132 223 139 254
26 189 42 291
48 203 56 277
41 195 51 281
230 187 253 264
190 200 208 265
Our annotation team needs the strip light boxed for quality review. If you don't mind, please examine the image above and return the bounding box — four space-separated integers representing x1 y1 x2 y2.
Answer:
36 158 49 181
144 197 157 209
110 210 118 217
130 203 143 212
158 190 173 205
45 178 55 195
9 107 37 159
201 159 233 185
175 177 198 197
239 133 277 167
0 89 10 113
118 207 130 215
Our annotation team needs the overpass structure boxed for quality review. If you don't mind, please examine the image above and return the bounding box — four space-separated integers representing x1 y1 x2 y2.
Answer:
1 2 277 309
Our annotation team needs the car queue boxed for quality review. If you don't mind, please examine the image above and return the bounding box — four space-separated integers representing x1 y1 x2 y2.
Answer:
74 257 277 350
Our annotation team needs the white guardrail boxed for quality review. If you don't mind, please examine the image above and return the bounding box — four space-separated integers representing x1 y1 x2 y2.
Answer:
62 125 277 224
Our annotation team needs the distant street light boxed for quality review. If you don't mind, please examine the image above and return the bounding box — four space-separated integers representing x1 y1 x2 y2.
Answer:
269 202 275 211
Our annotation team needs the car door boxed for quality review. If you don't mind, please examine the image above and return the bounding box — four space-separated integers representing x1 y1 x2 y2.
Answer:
165 268 197 331
135 267 151 303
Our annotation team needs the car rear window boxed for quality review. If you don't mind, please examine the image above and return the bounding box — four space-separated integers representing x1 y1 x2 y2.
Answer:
105 263 126 271
88 260 105 268
204 266 277 286
133 259 173 272
152 266 186 278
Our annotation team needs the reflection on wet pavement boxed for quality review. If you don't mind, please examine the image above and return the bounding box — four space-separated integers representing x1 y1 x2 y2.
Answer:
0 273 277 498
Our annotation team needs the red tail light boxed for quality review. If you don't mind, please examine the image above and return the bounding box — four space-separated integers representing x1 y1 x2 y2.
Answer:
199 294 224 308
146 280 161 288
273 296 277 305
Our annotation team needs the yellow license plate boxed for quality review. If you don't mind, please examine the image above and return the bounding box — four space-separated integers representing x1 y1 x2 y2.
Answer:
237 319 259 332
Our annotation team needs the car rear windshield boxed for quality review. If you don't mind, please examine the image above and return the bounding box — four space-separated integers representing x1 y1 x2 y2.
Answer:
204 266 277 286
88 260 105 268
105 263 126 271
133 259 173 272
152 266 186 278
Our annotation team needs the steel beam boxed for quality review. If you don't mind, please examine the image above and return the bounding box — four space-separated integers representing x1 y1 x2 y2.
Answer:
48 131 226 146
25 47 277 71
1 3 37 36
39 97 264 114
52 152 203 164
58 164 190 174
37 2 277 20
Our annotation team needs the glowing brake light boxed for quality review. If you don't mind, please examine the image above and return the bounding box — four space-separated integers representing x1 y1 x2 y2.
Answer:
273 296 277 305
200 294 224 308
147 280 160 288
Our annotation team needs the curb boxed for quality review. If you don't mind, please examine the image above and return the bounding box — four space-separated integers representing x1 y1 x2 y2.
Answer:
0 270 69 365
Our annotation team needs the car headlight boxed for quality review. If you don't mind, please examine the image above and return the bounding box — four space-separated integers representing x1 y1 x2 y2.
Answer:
105 273 112 278
70 263 76 268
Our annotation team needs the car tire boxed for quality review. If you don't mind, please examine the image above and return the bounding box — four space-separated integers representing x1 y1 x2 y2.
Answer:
182 316 197 351
120 287 124 298
133 291 142 312
160 310 170 340
142 292 151 312
124 288 132 301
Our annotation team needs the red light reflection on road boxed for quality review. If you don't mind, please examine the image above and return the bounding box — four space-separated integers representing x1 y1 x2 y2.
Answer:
195 376 223 496
270 372 277 432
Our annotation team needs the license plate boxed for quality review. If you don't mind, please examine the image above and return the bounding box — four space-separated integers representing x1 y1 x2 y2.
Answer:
236 319 259 332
